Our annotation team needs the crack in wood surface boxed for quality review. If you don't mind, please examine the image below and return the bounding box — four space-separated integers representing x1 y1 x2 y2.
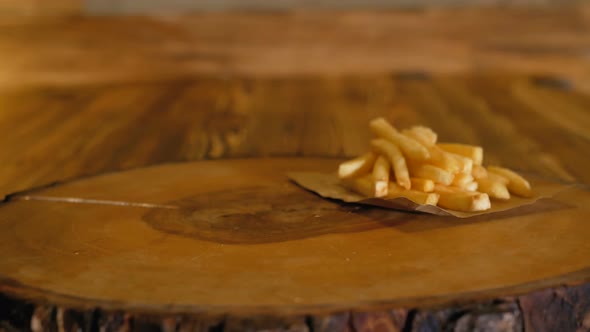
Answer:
11 195 179 209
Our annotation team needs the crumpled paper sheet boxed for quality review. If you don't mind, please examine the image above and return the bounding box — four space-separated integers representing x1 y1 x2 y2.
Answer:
288 172 570 218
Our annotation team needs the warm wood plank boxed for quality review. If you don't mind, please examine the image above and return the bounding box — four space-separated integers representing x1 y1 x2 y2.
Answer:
2 74 588 199
0 7 589 92
0 0 80 16
1 158 589 315
0 7 589 326
85 0 583 15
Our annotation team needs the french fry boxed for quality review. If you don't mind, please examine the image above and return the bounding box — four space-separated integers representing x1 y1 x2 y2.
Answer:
427 146 461 174
338 152 377 179
472 164 488 180
411 164 454 186
436 191 491 212
371 139 411 189
488 172 509 185
452 173 474 188
372 155 390 197
450 153 473 174
369 117 430 161
438 143 483 166
401 126 437 147
477 177 510 200
463 181 479 192
434 182 477 193
401 130 425 146
410 178 435 192
386 191 440 205
388 182 439 205
336 119 533 212
341 175 380 198
487 166 533 197
433 184 458 193
433 184 461 193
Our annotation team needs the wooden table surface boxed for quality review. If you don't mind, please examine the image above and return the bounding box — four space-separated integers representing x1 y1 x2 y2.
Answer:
0 74 588 200
1 6 590 332
0 5 589 200
0 6 590 91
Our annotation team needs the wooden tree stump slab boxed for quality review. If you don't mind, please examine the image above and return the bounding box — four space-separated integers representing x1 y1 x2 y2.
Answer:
1 158 589 331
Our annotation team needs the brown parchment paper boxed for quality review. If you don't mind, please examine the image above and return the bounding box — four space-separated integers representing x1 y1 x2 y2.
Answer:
288 172 571 218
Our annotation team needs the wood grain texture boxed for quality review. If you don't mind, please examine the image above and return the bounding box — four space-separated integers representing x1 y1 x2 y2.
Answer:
0 0 80 16
0 0 584 17
0 74 588 200
84 0 584 15
1 8 590 325
0 6 590 92
0 158 589 324
0 158 589 331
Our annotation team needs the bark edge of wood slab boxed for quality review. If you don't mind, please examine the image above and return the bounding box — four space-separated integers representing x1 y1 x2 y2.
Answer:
0 157 589 317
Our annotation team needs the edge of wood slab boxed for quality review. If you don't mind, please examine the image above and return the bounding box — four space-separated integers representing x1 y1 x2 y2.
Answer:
0 158 589 316
0 157 347 201
1 157 589 320
1 267 589 318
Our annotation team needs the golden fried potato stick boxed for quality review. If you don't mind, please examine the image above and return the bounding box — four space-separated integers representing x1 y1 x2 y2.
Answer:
487 172 509 185
372 155 391 197
434 182 477 193
463 181 479 192
427 146 461 174
412 164 454 186
410 178 435 192
436 191 491 212
370 117 430 161
401 126 437 147
449 153 473 174
371 139 411 189
438 143 483 166
338 119 533 210
477 177 510 200
452 173 474 188
434 183 464 193
471 164 488 180
341 175 380 198
388 182 439 205
487 166 533 197
433 184 461 193
338 152 377 179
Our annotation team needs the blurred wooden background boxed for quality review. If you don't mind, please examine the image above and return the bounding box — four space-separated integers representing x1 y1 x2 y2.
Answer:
0 2 588 92
0 0 585 15
1 1 590 331
0 0 588 198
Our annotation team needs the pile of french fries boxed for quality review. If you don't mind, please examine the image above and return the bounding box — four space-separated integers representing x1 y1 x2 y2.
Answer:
338 118 533 212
